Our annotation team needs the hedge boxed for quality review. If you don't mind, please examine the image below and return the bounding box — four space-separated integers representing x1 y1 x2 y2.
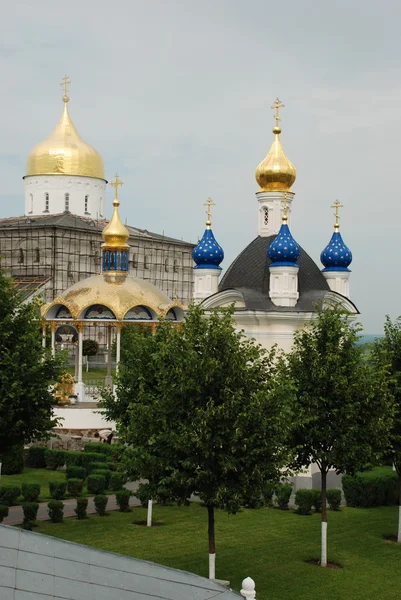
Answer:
0 485 21 506
1 445 24 474
75 497 88 520
22 502 39 525
66 465 86 480
84 443 112 455
25 446 46 468
65 451 106 469
342 470 398 508
87 474 106 495
48 500 64 523
21 483 40 502
294 489 314 515
92 469 111 489
49 481 67 500
94 494 108 516
275 483 293 510
327 488 342 510
86 461 108 475
0 505 9 522
116 489 131 512
44 449 66 470
311 489 322 513
67 478 84 497
109 472 125 491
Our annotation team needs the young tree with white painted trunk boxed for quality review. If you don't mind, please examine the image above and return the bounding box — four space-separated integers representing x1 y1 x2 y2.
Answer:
372 316 401 543
102 304 293 580
286 308 393 567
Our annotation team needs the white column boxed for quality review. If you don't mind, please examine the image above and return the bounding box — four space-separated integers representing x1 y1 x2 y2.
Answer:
147 499 153 527
51 326 56 356
193 268 221 303
323 270 350 298
116 326 121 374
75 326 85 402
256 190 294 237
269 265 299 307
42 326 46 349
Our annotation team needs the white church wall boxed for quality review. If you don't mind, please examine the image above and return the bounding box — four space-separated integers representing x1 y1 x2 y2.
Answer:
53 407 115 430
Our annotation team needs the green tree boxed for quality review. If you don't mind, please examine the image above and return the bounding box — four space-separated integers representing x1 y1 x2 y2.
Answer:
372 316 401 542
83 339 99 372
0 271 62 456
286 307 393 567
102 304 293 579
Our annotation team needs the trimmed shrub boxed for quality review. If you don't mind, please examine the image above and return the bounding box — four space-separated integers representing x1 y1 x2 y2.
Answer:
109 472 125 491
48 500 64 523
0 505 9 522
1 445 24 474
92 469 111 489
21 483 40 502
49 481 67 500
75 497 88 520
84 442 112 455
262 482 276 507
86 461 108 475
66 451 106 469
342 470 398 508
94 494 108 516
22 502 39 525
133 483 151 508
0 485 21 506
275 482 293 510
66 465 86 480
116 488 131 512
45 449 66 470
295 489 314 515
311 489 322 513
327 488 342 511
110 445 125 463
67 478 84 497
25 446 46 468
106 461 117 472
87 474 105 495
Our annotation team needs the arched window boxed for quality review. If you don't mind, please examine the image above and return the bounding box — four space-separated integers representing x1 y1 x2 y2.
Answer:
164 258 169 272
173 259 179 273
165 308 177 321
131 253 138 268
263 207 269 226
34 248 40 263
44 193 49 212
84 195 89 214
65 193 70 212
84 305 116 320
124 306 153 321
18 248 24 264
144 256 150 270
55 306 73 319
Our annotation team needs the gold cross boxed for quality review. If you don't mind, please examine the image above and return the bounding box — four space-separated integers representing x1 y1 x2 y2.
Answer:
60 75 71 98
331 199 343 229
282 192 288 222
203 197 215 227
271 97 285 126
110 173 124 199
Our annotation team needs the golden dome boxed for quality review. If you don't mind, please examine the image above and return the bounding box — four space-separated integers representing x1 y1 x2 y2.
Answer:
102 176 129 249
43 274 177 321
255 125 296 192
25 94 105 180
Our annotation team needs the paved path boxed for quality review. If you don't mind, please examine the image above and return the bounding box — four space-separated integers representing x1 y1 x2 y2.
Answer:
3 482 141 526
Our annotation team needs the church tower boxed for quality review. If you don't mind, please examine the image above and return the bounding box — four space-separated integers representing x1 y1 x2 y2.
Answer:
255 98 296 237
23 76 106 219
320 200 352 298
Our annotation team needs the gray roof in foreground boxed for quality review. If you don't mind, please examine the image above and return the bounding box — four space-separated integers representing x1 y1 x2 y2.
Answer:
0 524 242 600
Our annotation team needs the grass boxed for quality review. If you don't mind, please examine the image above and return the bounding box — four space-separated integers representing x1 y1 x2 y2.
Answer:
65 366 116 382
1 468 66 502
34 502 401 600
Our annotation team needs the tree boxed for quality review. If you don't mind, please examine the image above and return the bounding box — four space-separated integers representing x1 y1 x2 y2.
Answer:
0 271 62 456
372 316 401 542
286 307 393 567
82 339 99 372
102 304 293 580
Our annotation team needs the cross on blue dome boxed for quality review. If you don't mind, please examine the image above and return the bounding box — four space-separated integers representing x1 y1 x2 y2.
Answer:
192 228 224 269
267 222 301 267
320 230 352 271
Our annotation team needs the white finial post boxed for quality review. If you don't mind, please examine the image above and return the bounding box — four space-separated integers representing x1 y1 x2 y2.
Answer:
241 577 256 599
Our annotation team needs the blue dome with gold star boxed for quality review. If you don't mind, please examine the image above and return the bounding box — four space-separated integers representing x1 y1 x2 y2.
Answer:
320 230 352 271
193 228 224 269
267 222 300 267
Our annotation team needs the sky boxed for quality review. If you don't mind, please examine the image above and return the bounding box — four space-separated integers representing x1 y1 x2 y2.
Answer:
0 0 400 333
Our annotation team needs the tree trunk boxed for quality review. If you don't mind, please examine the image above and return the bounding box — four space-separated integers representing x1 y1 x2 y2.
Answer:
147 499 153 527
207 505 216 579
321 469 327 567
398 475 401 543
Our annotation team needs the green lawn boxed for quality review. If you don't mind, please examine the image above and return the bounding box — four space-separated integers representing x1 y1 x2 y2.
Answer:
65 366 116 382
1 468 66 502
34 502 401 600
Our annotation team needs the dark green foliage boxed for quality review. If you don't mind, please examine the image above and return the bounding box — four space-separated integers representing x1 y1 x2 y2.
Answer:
294 489 314 515
86 461 108 475
21 483 40 502
1 445 24 474
275 483 292 510
87 474 106 495
84 442 112 455
49 481 67 500
48 500 64 523
75 497 88 519
21 502 39 525
262 482 276 507
106 461 117 472
66 465 86 480
327 488 342 510
116 488 131 512
133 483 152 508
0 505 9 522
109 445 125 463
65 451 106 469
92 469 111 489
109 472 125 491
83 339 99 357
342 471 398 507
25 446 46 468
67 478 84 497
311 489 322 513
0 485 21 506
44 449 66 470
0 271 62 455
94 494 108 516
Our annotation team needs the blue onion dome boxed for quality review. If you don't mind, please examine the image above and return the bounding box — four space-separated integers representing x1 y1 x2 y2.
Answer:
320 230 352 271
192 228 224 269
267 222 301 267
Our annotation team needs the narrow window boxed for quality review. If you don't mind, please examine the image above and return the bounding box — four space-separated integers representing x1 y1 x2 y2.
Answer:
44 193 49 212
132 253 138 268
164 258 169 272
263 207 269 226
18 248 24 264
84 195 89 213
34 248 40 263
144 256 150 270
29 194 33 214
65 193 70 212
173 259 178 273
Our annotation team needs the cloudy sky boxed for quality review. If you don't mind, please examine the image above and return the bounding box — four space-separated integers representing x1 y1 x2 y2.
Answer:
1 0 400 333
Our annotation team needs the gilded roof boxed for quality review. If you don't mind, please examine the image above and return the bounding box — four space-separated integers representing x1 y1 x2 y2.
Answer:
255 126 296 192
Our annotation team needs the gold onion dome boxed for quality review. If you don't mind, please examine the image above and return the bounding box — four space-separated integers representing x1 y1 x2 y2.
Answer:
102 175 129 249
25 77 105 180
255 98 296 192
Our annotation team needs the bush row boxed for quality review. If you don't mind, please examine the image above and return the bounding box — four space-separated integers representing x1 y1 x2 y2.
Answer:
342 471 398 507
25 444 125 472
294 488 341 515
47 490 132 523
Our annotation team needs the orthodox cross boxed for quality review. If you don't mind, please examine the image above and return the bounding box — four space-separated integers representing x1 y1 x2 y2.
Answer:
271 97 285 126
110 174 124 199
60 75 71 100
204 197 215 227
331 199 343 229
